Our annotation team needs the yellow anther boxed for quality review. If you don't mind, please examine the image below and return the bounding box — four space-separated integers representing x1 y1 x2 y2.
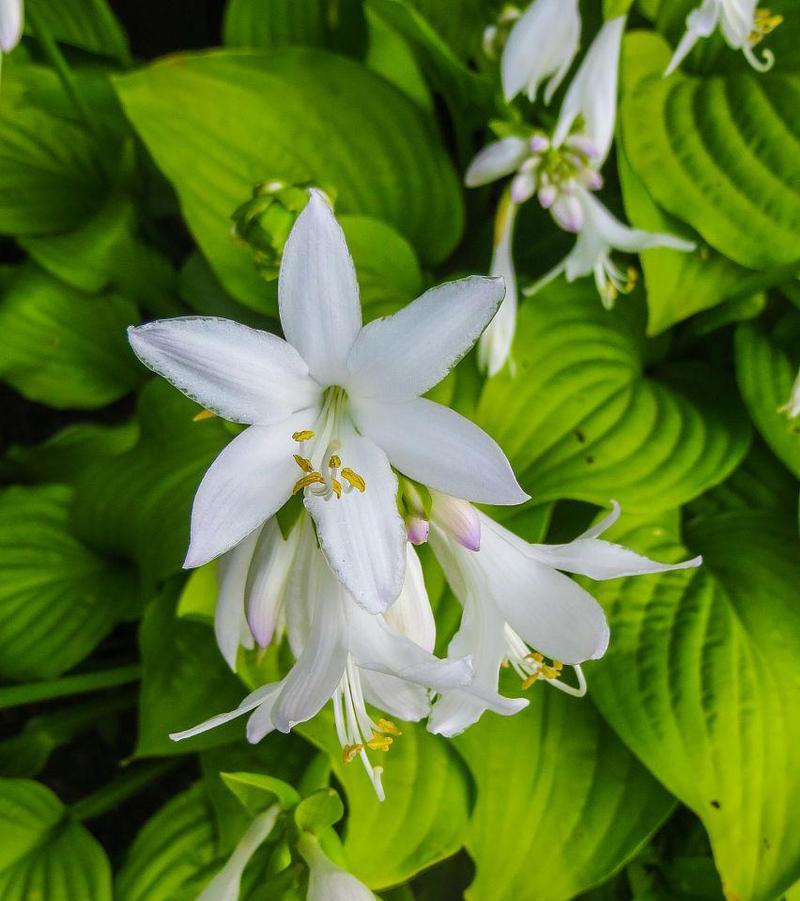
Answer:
522 673 540 690
625 268 639 292
292 429 315 442
192 409 216 422
328 454 341 468
292 472 325 494
342 743 363 763
377 718 402 736
293 454 314 473
541 664 560 680
331 479 343 499
751 8 782 43
367 734 393 752
553 660 564 672
341 468 366 493
526 651 544 663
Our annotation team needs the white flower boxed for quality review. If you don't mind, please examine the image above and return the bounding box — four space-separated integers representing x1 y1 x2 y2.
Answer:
298 833 377 901
0 0 23 53
780 369 800 420
501 0 581 104
171 518 473 800
128 190 527 612
477 191 519 377
427 496 702 736
664 0 782 77
197 806 279 901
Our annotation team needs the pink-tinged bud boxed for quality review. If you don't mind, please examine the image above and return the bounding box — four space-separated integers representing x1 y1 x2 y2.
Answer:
510 171 536 204
431 494 481 551
529 134 550 153
567 134 600 160
538 184 557 209
583 169 603 191
406 515 430 546
551 194 584 233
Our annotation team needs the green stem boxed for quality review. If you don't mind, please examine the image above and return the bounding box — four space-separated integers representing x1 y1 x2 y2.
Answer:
26 7 96 134
0 664 141 710
71 759 180 822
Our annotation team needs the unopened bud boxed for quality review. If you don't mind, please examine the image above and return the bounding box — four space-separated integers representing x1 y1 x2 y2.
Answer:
431 492 480 551
406 515 430 546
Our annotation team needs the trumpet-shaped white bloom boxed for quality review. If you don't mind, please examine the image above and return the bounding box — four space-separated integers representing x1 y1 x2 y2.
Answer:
129 191 526 612
0 0 23 53
501 0 581 104
664 0 782 77
427 496 702 736
298 833 377 901
197 806 279 901
172 518 474 800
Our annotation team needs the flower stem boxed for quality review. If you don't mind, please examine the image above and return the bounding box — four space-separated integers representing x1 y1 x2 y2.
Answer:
70 759 180 822
0 664 141 710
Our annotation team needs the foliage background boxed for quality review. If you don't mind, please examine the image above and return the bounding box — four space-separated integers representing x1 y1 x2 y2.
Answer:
0 0 799 899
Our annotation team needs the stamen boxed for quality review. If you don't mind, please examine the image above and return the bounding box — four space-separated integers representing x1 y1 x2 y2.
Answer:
292 430 315 442
192 409 216 421
341 468 366 493
293 454 314 473
342 743 363 763
328 455 341 469
292 473 325 494
505 625 586 698
366 734 393 751
331 479 342 499
377 718 402 736
750 8 782 44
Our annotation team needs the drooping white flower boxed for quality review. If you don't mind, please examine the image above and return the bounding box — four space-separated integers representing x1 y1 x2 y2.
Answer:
129 190 527 613
172 518 473 800
501 0 581 104
664 0 782 77
197 805 279 901
298 833 377 901
0 0 23 54
427 496 702 736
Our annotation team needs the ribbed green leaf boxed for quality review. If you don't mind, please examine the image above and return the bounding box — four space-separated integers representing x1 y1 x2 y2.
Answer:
735 321 800 478
476 281 750 514
456 686 674 901
114 49 462 311
621 31 800 271
0 265 142 409
116 783 218 901
589 512 800 901
0 779 112 901
299 710 471 890
0 485 139 681
25 0 129 62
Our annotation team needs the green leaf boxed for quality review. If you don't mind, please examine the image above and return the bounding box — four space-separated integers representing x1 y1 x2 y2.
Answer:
735 321 800 479
0 778 112 900
476 280 750 515
621 31 800 271
116 783 218 901
25 0 130 63
114 48 462 310
224 0 367 57
604 0 635 16
364 7 433 110
222 772 301 815
0 265 143 409
589 512 800 901
0 485 139 681
456 685 674 901
294 788 343 834
135 585 245 757
298 710 471 889
72 380 231 585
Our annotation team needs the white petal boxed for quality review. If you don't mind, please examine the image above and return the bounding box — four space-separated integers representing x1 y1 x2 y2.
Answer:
430 491 481 551
346 276 505 401
578 500 621 540
305 429 406 613
169 681 283 742
382 544 436 652
127 318 320 425
665 0 721 74
197 806 279 901
185 410 316 568
278 190 361 386
553 16 626 164
215 531 260 671
348 602 473 693
351 396 528 506
464 137 528 187
501 0 580 103
480 514 610 664
245 518 300 647
359 669 431 722
478 197 518 377
300 835 378 901
271 561 349 733
0 0 23 52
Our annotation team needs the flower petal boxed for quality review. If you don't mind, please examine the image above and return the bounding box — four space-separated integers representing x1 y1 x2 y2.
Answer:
478 198 518 377
0 0 23 52
480 514 610 664
169 681 283 742
464 137 528 187
245 518 301 647
351 396 529 505
278 190 361 385
215 530 260 671
665 0 721 75
382 544 436 653
271 561 350 733
346 276 505 401
359 669 431 723
185 410 317 568
127 317 320 425
305 429 406 613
